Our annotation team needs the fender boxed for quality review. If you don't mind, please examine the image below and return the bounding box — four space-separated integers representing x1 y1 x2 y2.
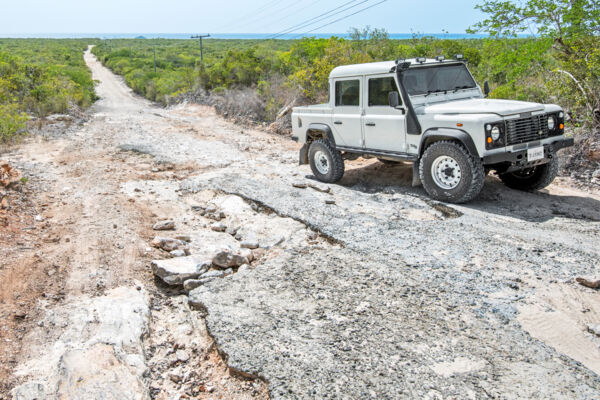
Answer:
419 128 480 158
299 123 336 165
306 123 336 146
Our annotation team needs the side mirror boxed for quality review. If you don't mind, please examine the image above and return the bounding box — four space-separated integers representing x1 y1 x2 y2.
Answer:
388 91 400 108
484 81 490 97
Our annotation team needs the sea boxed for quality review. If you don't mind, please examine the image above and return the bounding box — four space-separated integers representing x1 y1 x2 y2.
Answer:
0 33 503 40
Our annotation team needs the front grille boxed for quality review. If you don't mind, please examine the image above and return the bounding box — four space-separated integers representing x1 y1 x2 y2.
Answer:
506 114 549 145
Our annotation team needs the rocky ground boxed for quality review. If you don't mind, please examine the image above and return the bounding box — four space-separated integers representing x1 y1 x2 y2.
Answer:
0 47 599 399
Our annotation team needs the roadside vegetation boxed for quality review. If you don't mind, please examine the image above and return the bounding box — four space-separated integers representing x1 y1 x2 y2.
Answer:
91 0 599 137
0 39 97 143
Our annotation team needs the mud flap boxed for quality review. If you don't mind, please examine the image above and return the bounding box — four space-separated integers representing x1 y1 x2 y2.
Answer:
299 144 309 165
412 160 422 187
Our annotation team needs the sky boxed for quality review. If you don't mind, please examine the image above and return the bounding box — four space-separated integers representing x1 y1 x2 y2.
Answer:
0 0 484 34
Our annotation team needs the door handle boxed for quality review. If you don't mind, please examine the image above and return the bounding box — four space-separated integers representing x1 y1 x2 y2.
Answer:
365 122 376 126
334 121 342 125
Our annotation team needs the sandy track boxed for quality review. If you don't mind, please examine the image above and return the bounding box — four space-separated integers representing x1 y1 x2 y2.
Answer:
0 47 599 399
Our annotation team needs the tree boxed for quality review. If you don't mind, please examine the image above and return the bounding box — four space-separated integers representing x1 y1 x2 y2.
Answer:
470 0 600 126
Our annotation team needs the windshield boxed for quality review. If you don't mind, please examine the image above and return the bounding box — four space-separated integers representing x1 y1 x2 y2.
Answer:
402 64 477 96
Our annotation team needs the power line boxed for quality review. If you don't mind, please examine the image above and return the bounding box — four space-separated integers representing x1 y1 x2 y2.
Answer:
257 0 323 35
269 0 366 39
212 0 284 32
221 0 298 33
294 0 388 38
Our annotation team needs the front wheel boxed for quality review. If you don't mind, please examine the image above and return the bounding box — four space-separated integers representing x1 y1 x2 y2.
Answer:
419 141 485 203
308 139 345 183
498 155 558 191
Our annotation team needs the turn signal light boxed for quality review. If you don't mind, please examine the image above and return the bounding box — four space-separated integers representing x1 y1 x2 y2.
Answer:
487 137 493 143
559 123 564 129
456 123 463 127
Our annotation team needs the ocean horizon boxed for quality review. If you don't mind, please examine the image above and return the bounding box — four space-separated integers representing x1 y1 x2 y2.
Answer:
0 32 529 40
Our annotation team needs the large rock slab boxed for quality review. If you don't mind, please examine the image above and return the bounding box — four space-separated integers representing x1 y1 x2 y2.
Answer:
57 343 147 400
13 287 151 400
185 173 600 399
151 257 211 285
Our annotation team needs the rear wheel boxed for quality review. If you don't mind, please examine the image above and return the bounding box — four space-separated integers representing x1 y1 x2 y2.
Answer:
498 155 558 191
419 140 485 203
308 139 345 183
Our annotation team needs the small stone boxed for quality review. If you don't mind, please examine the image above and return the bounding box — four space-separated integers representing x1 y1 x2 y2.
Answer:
212 251 248 268
241 240 259 249
183 279 203 291
176 235 191 242
153 220 175 231
226 225 240 236
170 249 186 257
292 181 307 188
325 199 336 205
239 248 254 262
176 350 190 362
587 324 600 337
211 222 227 232
201 270 226 279
205 205 217 214
169 373 182 383
151 259 211 285
308 182 331 193
576 277 600 289
151 236 184 252
34 215 44 222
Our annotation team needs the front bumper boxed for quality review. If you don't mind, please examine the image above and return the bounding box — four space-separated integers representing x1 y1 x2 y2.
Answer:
483 137 573 168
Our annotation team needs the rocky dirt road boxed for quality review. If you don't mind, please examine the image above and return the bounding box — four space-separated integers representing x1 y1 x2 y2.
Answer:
1 48 599 399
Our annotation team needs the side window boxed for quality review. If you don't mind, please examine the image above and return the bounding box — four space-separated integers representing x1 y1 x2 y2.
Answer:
335 79 360 107
368 77 401 107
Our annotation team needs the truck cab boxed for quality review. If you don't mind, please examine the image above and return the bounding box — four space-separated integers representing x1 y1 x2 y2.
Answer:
291 57 573 203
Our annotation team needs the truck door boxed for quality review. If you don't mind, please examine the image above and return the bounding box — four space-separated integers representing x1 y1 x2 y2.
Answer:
362 75 407 152
332 77 363 148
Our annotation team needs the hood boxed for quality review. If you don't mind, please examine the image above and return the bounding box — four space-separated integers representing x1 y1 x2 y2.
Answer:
419 98 545 117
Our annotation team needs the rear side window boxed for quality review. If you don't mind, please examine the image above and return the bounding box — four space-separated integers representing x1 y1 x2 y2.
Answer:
335 80 360 106
368 77 400 106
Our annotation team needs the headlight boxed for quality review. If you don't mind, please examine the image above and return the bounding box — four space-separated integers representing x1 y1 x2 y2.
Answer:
548 116 556 130
491 126 501 141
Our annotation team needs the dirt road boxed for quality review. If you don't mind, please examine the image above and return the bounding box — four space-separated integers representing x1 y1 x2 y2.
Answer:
1 47 599 399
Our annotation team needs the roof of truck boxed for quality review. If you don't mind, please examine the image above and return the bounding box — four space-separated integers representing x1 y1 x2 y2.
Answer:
329 59 460 79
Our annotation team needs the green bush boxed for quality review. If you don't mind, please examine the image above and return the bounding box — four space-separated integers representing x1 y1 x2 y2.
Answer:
0 39 98 142
0 104 28 143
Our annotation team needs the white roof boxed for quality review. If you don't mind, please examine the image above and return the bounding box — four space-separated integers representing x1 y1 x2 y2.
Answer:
329 59 456 79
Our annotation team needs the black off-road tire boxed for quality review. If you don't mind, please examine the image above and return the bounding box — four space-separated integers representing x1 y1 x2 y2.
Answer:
419 140 485 203
498 154 558 191
308 139 345 183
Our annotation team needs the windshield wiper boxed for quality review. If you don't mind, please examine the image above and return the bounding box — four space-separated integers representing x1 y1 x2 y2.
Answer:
452 85 471 93
425 89 445 97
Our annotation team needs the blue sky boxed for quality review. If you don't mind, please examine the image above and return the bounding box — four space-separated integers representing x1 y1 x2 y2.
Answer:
0 0 484 34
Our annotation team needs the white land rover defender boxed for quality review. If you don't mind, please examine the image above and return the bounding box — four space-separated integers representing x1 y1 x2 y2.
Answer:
291 57 574 203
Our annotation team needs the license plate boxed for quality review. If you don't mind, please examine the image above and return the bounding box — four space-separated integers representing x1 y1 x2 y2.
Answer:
527 147 544 162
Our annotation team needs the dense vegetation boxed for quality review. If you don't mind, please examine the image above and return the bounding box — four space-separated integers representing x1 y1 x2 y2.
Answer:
0 39 97 143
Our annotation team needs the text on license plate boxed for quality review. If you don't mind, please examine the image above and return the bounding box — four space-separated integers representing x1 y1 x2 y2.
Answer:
527 147 544 162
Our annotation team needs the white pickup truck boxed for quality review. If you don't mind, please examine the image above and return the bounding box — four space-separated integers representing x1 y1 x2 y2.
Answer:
291 57 573 203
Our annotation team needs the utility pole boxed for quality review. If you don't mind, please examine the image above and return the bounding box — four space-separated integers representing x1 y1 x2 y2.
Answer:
191 34 210 64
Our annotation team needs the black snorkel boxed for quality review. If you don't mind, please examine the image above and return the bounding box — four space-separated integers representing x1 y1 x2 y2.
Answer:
393 60 422 135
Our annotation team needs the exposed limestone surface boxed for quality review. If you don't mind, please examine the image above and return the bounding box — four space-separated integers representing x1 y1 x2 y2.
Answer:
12 287 150 400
